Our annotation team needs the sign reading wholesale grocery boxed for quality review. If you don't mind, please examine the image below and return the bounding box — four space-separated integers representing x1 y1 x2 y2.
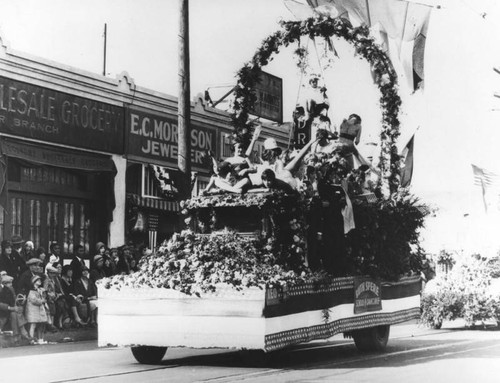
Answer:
0 76 124 153
127 107 217 170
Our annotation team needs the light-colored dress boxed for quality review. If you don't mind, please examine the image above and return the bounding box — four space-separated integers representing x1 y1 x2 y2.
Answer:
25 289 48 323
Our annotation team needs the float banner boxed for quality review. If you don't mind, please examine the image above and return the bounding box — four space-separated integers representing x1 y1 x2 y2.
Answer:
126 107 217 170
353 277 382 314
0 76 124 153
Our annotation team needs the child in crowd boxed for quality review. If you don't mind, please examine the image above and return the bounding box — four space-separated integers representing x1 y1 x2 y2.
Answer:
25 275 48 344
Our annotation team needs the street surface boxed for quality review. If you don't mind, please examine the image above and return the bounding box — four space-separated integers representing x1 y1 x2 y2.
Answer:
1 321 500 383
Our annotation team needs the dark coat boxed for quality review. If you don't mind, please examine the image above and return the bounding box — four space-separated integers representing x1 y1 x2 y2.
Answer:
0 285 15 318
16 269 39 296
72 277 97 302
70 256 86 280
0 252 26 284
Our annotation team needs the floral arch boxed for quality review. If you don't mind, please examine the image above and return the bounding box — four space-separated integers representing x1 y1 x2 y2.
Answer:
230 17 402 194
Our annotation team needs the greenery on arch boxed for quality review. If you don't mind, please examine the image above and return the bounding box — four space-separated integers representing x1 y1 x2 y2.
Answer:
230 16 402 193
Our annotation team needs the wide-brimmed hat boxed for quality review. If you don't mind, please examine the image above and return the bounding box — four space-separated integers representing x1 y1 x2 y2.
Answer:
94 254 104 263
11 235 23 245
263 138 279 151
26 258 43 266
1 240 12 249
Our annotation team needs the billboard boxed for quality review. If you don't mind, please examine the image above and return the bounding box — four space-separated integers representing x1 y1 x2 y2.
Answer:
251 71 283 123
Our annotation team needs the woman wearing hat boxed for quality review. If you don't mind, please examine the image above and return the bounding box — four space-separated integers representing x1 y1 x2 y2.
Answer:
90 254 106 283
72 266 98 326
25 275 48 344
0 240 26 287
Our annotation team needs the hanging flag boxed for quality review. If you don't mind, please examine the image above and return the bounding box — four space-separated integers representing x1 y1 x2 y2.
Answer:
400 134 414 187
471 164 500 213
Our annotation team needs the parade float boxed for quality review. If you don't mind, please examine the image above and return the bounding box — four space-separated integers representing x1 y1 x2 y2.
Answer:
98 15 427 364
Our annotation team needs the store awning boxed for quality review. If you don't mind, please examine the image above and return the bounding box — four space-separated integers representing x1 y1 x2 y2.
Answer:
1 139 116 172
127 193 180 212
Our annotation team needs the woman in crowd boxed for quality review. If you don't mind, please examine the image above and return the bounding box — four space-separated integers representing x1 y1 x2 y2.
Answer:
90 255 106 283
21 241 35 262
35 247 48 268
103 248 118 277
72 266 98 327
60 265 84 327
25 275 48 344
116 246 133 275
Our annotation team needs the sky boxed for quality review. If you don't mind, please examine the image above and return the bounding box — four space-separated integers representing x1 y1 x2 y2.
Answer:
0 0 500 255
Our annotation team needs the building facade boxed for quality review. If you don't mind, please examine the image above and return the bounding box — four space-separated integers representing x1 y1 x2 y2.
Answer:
0 35 289 259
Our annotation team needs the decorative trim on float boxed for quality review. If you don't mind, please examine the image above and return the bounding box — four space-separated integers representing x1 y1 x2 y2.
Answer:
265 307 420 352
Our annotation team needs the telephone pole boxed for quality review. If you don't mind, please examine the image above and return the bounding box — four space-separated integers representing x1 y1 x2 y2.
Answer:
178 0 191 199
103 23 107 76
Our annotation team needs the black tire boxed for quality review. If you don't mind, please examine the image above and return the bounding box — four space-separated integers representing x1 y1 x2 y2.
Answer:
432 320 443 330
240 349 272 367
131 346 168 364
352 325 390 352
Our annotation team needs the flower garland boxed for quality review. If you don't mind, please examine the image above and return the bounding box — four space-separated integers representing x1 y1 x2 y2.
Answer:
230 16 402 194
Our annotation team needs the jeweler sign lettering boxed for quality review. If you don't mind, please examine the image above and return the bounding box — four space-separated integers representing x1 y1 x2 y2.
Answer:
126 107 217 170
353 277 382 314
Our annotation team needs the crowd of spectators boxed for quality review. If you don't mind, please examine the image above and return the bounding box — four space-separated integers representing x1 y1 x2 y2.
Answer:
0 235 148 345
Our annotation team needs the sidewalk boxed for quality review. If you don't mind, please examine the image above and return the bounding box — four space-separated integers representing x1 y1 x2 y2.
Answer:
0 326 97 348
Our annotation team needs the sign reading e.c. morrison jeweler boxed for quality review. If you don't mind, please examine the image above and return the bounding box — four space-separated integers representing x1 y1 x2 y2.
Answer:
0 76 124 153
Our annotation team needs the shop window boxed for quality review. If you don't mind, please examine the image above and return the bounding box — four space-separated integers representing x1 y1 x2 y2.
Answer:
0 208 4 241
29 200 42 249
47 201 59 246
63 203 75 255
79 204 90 254
10 198 22 238
142 165 163 199
221 134 233 158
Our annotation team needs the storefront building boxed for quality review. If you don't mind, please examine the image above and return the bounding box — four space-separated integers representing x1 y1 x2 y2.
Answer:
0 35 290 256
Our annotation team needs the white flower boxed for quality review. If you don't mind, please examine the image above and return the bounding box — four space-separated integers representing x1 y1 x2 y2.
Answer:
380 73 390 86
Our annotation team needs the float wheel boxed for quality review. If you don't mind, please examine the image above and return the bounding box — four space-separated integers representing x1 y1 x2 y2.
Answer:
352 325 390 352
131 346 168 364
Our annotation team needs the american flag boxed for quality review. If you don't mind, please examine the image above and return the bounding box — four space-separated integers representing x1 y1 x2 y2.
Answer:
471 164 500 212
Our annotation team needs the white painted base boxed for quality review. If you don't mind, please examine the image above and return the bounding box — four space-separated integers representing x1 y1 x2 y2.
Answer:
98 285 420 350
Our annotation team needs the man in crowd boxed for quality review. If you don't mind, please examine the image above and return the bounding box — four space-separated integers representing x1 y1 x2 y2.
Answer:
70 245 87 280
0 274 20 336
17 258 43 296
